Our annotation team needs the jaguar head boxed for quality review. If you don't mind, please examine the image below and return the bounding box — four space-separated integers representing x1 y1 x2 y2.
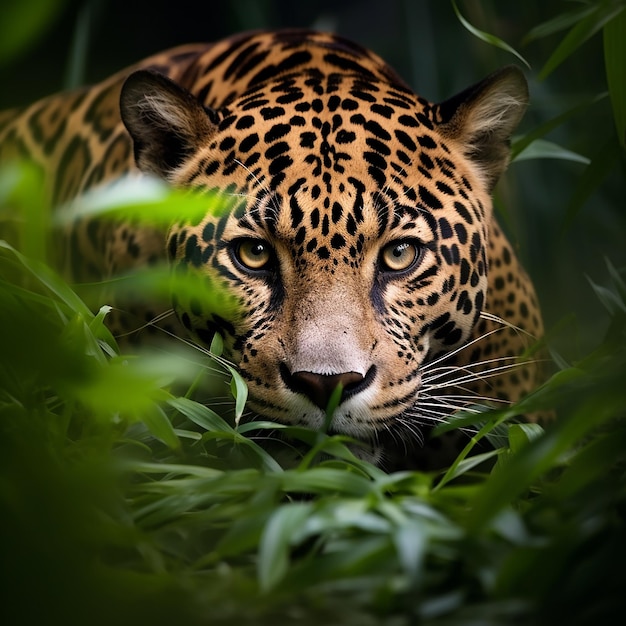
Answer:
120 62 527 460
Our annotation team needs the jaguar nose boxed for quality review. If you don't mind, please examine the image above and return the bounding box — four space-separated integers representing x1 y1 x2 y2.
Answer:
280 364 376 411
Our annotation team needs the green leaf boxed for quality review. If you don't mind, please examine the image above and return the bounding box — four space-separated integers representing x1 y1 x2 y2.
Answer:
513 138 590 164
56 175 236 227
168 395 282 471
0 241 94 318
587 275 626 315
122 262 240 323
604 5 626 148
281 467 372 496
548 347 571 372
451 0 530 68
141 405 180 450
524 4 598 43
258 502 313 591
235 419 290 435
227 365 248 422
539 1 626 79
434 418 505 491
508 423 545 453
437 448 502 487
606 257 626 301
89 305 118 358
168 396 234 433
126 461 222 478
72 313 108 366
209 332 224 357
392 520 427 579
489 509 529 544
323 382 344 433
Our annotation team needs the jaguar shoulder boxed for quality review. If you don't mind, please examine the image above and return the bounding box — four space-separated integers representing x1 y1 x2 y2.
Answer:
0 29 544 469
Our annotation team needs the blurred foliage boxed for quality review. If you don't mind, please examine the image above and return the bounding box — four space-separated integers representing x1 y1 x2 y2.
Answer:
0 0 68 66
1 1 626 625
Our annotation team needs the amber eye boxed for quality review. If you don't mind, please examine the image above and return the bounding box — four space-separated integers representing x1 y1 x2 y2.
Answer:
380 240 421 272
234 239 273 271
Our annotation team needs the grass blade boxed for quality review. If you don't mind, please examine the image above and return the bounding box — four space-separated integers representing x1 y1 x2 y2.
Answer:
539 1 626 79
258 502 313 591
451 0 530 69
514 138 590 164
604 5 626 148
523 4 597 43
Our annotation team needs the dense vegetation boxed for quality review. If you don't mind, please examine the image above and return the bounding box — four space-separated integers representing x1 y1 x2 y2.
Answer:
1 1 625 624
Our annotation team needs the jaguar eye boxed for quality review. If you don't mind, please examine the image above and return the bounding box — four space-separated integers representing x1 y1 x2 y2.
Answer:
380 240 421 272
234 239 273 271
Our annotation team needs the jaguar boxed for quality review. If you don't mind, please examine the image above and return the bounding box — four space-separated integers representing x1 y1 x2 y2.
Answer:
0 29 543 469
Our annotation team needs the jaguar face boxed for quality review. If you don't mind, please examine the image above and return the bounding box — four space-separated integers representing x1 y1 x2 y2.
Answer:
120 53 527 455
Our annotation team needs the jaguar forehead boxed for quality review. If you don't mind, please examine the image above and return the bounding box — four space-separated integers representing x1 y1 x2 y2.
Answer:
172 76 491 256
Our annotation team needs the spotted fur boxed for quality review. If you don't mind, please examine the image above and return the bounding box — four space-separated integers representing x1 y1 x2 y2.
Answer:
0 30 543 469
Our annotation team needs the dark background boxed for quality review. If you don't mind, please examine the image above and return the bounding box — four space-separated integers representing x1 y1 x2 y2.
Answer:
1 0 624 359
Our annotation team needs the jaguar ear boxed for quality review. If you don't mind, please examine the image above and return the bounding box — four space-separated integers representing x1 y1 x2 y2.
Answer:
120 69 217 179
435 66 528 191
